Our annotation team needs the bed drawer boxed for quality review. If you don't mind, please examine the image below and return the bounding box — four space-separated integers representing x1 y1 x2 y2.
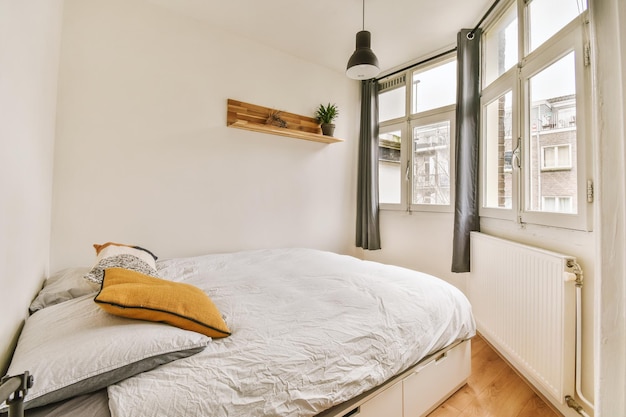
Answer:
342 380 402 417
403 339 471 417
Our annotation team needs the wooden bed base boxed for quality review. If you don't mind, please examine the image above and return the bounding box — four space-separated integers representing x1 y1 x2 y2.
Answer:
316 338 472 417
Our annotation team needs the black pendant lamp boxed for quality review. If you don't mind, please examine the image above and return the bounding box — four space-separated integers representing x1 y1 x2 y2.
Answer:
346 0 380 80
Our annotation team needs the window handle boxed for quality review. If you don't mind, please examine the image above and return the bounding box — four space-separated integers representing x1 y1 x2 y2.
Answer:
405 160 412 214
512 138 521 169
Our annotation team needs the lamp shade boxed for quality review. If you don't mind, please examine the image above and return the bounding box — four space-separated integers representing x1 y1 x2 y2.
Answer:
346 30 380 80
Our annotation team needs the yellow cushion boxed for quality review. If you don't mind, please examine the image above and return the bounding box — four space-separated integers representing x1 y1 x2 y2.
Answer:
94 268 231 338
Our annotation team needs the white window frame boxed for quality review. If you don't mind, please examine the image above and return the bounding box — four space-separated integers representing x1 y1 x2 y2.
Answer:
378 55 457 213
479 1 592 231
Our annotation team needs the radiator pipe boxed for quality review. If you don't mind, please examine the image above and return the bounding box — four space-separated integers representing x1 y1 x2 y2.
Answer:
574 283 593 415
567 261 593 417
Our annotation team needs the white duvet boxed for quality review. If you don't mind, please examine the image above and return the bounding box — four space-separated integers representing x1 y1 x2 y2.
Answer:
107 248 475 417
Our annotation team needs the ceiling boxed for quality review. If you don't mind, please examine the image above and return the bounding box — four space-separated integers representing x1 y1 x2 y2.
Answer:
142 0 494 76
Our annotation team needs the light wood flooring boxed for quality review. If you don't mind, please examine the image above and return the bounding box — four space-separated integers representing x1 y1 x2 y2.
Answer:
427 334 561 417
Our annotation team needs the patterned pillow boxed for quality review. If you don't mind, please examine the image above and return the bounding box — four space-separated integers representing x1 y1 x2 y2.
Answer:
84 242 159 284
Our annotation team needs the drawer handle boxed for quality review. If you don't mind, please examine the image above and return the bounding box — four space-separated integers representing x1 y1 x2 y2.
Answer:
435 351 449 363
342 406 360 417
413 351 450 375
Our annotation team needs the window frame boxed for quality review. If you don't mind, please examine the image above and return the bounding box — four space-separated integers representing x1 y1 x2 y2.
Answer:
378 54 457 213
479 0 592 231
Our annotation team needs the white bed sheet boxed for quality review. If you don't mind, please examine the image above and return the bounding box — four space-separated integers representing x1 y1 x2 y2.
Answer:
107 248 475 417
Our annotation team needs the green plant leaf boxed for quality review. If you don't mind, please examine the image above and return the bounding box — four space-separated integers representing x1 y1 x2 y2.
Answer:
315 102 339 124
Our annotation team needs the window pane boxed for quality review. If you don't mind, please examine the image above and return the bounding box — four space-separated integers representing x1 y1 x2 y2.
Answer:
412 60 457 114
542 145 572 169
529 0 587 52
542 196 572 212
543 146 556 168
412 121 450 205
484 3 518 86
379 87 406 122
378 130 402 204
557 145 570 166
560 196 572 212
528 52 577 214
484 91 513 209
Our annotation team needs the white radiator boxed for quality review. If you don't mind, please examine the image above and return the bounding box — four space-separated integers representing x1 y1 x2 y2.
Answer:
468 232 578 406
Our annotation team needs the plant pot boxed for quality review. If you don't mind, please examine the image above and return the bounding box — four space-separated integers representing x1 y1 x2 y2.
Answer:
321 123 335 137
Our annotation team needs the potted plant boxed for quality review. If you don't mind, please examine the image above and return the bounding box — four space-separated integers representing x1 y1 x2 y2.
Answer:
315 103 339 136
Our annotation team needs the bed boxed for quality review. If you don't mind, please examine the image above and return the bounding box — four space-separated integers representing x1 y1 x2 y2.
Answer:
1 246 475 417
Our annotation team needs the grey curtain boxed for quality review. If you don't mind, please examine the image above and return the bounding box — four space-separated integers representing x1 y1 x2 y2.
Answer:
356 79 381 250
451 29 482 272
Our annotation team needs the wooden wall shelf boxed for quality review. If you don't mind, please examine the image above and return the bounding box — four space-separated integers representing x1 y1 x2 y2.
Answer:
227 99 343 144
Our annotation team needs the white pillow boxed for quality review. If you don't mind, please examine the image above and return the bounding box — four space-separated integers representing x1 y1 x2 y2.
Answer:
1 294 210 411
29 267 97 313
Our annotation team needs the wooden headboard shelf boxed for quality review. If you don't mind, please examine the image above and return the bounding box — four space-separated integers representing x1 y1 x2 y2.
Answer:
227 99 343 144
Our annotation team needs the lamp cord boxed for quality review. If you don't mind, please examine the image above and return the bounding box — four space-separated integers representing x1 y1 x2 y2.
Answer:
362 0 365 30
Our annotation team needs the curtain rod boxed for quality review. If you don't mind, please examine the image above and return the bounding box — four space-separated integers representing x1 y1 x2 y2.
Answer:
375 0 502 81
376 47 457 81
468 0 502 39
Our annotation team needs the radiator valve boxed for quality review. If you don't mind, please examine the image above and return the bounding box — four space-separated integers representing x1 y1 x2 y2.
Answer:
565 395 591 417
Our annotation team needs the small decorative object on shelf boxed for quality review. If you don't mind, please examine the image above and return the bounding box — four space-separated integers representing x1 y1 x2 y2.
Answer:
315 103 339 136
265 110 287 128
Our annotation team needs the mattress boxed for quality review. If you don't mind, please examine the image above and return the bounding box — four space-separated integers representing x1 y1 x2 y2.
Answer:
104 248 475 417
23 390 110 417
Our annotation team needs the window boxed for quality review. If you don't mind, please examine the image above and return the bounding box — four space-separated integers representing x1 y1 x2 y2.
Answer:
412 120 451 205
379 83 406 122
542 196 573 213
484 2 518 87
412 61 457 113
528 0 588 52
378 127 403 204
482 89 515 211
480 0 590 230
542 144 572 170
378 57 456 212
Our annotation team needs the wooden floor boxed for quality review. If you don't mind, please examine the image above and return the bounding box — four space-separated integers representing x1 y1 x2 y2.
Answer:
427 335 561 417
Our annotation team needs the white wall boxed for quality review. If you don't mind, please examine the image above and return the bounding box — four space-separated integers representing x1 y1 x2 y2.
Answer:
590 0 626 415
50 0 360 270
358 212 464 290
0 0 64 373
